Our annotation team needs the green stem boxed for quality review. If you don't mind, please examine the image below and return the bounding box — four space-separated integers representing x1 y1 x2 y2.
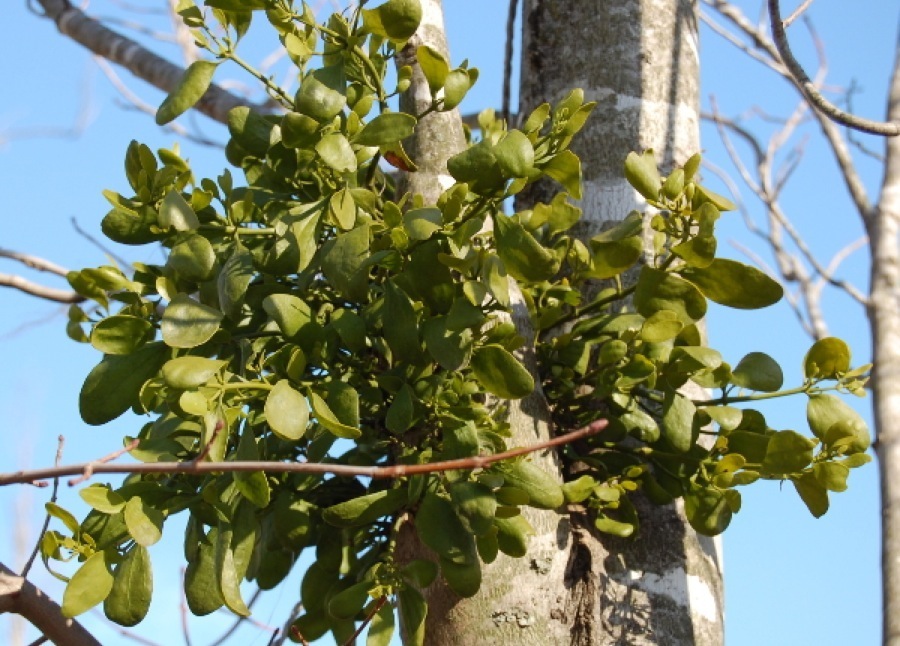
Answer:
692 384 812 406
223 50 293 107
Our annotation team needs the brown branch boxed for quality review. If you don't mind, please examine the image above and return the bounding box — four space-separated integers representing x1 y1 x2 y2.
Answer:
0 421 607 488
782 0 815 28
0 562 101 646
767 0 900 136
342 596 387 646
20 437 65 580
33 0 257 125
0 249 71 277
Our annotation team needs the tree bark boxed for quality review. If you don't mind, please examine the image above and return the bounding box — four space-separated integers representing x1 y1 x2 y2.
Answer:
0 562 100 646
871 34 900 646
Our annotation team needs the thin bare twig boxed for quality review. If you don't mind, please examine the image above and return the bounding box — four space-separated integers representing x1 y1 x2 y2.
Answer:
767 0 900 136
0 421 608 488
20 437 66 579
782 0 815 28
180 567 192 646
69 438 141 486
0 249 70 277
342 596 387 646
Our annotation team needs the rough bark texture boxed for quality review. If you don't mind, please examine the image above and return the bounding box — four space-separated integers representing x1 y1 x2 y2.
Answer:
0 562 100 646
512 1 724 644
872 36 900 646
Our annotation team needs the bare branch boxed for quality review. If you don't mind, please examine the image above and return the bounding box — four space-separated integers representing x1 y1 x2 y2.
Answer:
68 438 140 486
34 0 259 125
0 273 84 304
0 421 607 488
767 0 900 136
782 0 815 28
0 249 70 277
20 437 65 579
0 562 101 646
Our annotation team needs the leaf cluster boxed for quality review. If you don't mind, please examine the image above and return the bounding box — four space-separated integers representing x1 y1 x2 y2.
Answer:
43 0 872 643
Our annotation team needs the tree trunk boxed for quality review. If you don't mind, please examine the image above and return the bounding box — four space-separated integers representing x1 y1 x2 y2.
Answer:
871 36 900 646
401 1 724 644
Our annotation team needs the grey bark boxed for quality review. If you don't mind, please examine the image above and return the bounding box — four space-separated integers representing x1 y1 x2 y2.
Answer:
0 562 100 646
872 33 900 646
400 1 724 644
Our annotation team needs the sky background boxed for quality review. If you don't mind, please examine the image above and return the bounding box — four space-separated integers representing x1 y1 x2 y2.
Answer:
0 1 895 644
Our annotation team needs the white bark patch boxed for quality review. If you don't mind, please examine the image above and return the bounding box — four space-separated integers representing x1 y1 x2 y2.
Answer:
625 567 719 623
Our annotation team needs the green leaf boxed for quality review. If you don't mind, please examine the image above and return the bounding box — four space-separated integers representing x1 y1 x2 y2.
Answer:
803 337 851 379
159 190 200 231
624 150 661 200
661 390 697 453
161 356 226 389
403 207 443 240
262 294 313 340
806 393 870 452
449 481 497 536
684 488 733 536
494 130 534 177
353 112 417 146
218 244 255 319
382 280 422 363
416 45 449 93
762 430 816 476
641 310 684 343
46 502 81 534
470 345 534 399
265 380 310 441
442 68 473 111
161 294 223 348
91 315 153 355
216 531 251 616
422 316 471 371
495 216 559 282
793 472 829 518
542 150 583 198
104 546 152 626
322 488 408 527
397 587 427 646
310 391 361 439
294 73 347 122
328 581 372 621
594 514 636 538
494 515 533 557
680 259 783 309
367 601 395 646
227 106 274 156
156 60 218 125
731 352 783 392
439 555 482 598
321 225 370 301
416 491 477 565
80 342 168 425
168 233 217 281
124 497 164 547
234 426 271 507
813 462 850 492
316 132 357 173
385 383 416 434
633 267 707 324
500 459 564 509
401 560 439 588
184 530 225 615
447 141 504 194
363 0 423 42
80 485 126 514
62 550 114 617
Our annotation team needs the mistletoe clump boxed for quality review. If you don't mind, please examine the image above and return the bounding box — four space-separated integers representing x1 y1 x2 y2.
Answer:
42 0 870 643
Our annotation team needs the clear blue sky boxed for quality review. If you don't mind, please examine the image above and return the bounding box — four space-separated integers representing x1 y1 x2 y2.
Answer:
0 1 894 644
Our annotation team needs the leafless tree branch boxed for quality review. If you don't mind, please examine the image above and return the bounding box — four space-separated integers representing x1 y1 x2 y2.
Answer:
33 0 258 125
767 0 899 136
0 421 606 488
0 274 84 304
782 0 815 28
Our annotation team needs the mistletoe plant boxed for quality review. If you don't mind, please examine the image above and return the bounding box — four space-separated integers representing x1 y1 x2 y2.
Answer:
34 0 871 643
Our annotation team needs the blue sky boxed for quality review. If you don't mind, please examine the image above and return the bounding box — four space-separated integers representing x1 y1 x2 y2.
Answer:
0 1 895 644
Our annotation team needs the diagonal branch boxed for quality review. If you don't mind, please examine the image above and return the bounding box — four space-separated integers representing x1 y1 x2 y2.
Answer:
767 0 900 136
33 0 258 125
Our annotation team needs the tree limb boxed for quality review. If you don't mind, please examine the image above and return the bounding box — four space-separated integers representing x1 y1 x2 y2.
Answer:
767 0 900 136
33 0 256 125
0 274 84 304
0 562 101 646
0 421 607 487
